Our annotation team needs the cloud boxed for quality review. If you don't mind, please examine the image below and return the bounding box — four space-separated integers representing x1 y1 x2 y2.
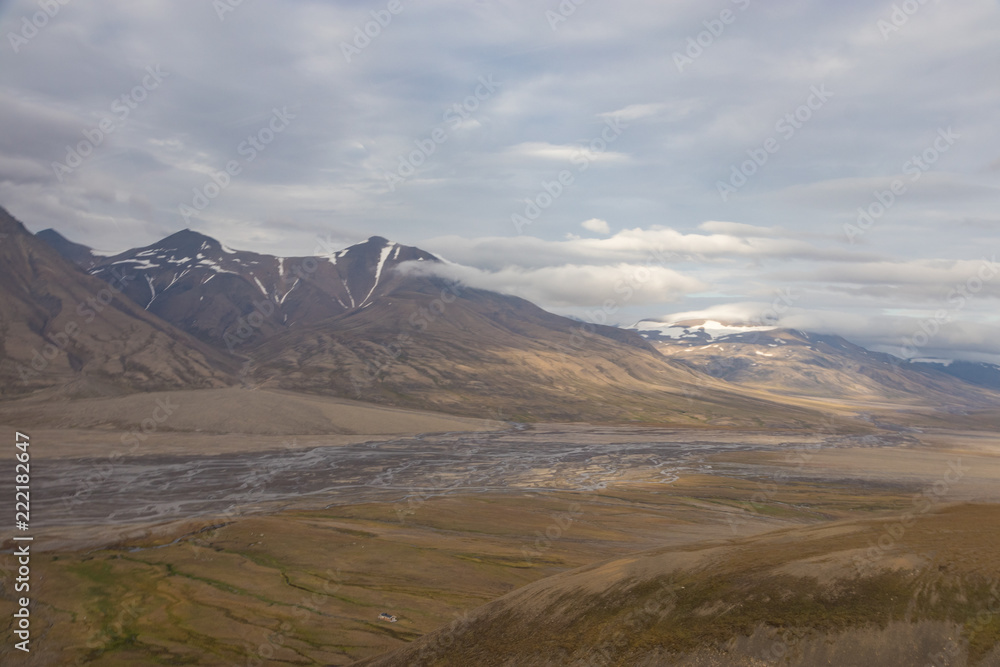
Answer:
581 218 610 234
502 141 629 164
641 302 779 326
645 302 1000 362
423 226 879 272
777 173 1000 210
2 0 999 361
597 98 704 123
778 257 1000 302
697 221 781 237
398 260 706 308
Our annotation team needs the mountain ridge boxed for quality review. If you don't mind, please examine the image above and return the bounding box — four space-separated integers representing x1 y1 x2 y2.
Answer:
35 223 835 425
634 323 999 409
0 208 237 396
29 219 1000 423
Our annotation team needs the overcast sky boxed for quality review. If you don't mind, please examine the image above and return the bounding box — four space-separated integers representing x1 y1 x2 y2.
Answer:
2 0 999 361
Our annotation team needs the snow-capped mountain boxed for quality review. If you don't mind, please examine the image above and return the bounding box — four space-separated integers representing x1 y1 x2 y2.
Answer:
630 319 999 408
0 210 234 394
630 318 779 345
77 230 438 346
909 359 1000 391
24 218 1000 421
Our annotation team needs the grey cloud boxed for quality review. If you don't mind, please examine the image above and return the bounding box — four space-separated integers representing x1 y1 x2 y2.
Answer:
1 0 998 360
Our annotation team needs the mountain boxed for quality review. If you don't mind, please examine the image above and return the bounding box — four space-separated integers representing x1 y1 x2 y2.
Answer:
82 231 438 349
35 225 998 423
39 227 834 426
357 503 1000 666
35 228 104 270
241 279 824 424
631 320 1000 409
632 318 781 344
910 359 1000 392
0 208 236 397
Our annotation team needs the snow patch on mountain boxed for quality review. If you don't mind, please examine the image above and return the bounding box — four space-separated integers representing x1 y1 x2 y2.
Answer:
632 319 777 342
361 243 395 307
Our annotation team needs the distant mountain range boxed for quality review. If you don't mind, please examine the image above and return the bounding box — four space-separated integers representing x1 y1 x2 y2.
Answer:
631 317 1000 404
16 214 804 425
2 206 997 424
632 318 782 344
907 358 1000 391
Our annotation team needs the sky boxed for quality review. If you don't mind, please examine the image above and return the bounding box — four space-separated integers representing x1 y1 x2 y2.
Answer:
1 0 999 362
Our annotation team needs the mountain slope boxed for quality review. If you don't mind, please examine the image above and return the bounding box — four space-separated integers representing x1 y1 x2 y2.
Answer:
911 359 1000 392
38 225 997 424
82 232 438 348
0 208 236 396
357 503 1000 666
42 227 832 426
635 323 1000 409
243 279 831 425
35 228 103 270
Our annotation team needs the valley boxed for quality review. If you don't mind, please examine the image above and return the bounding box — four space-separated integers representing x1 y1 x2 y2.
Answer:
3 415 999 665
2 207 1000 665
4 2 998 663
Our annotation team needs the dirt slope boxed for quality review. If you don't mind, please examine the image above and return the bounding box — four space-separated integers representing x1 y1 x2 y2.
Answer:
358 503 1000 666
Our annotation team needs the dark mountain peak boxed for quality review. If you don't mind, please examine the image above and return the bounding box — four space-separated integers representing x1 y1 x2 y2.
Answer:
36 228 71 244
0 206 28 235
336 235 440 266
154 229 223 254
36 228 100 270
341 235 397 258
56 224 440 346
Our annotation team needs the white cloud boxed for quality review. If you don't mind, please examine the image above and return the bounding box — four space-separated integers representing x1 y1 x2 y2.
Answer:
598 99 700 122
502 141 628 164
646 303 1000 362
581 218 610 235
697 221 781 237
422 226 877 271
645 302 778 326
781 257 1000 301
397 260 706 308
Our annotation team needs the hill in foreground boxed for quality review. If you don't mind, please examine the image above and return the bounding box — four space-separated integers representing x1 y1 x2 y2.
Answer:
358 503 1000 666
